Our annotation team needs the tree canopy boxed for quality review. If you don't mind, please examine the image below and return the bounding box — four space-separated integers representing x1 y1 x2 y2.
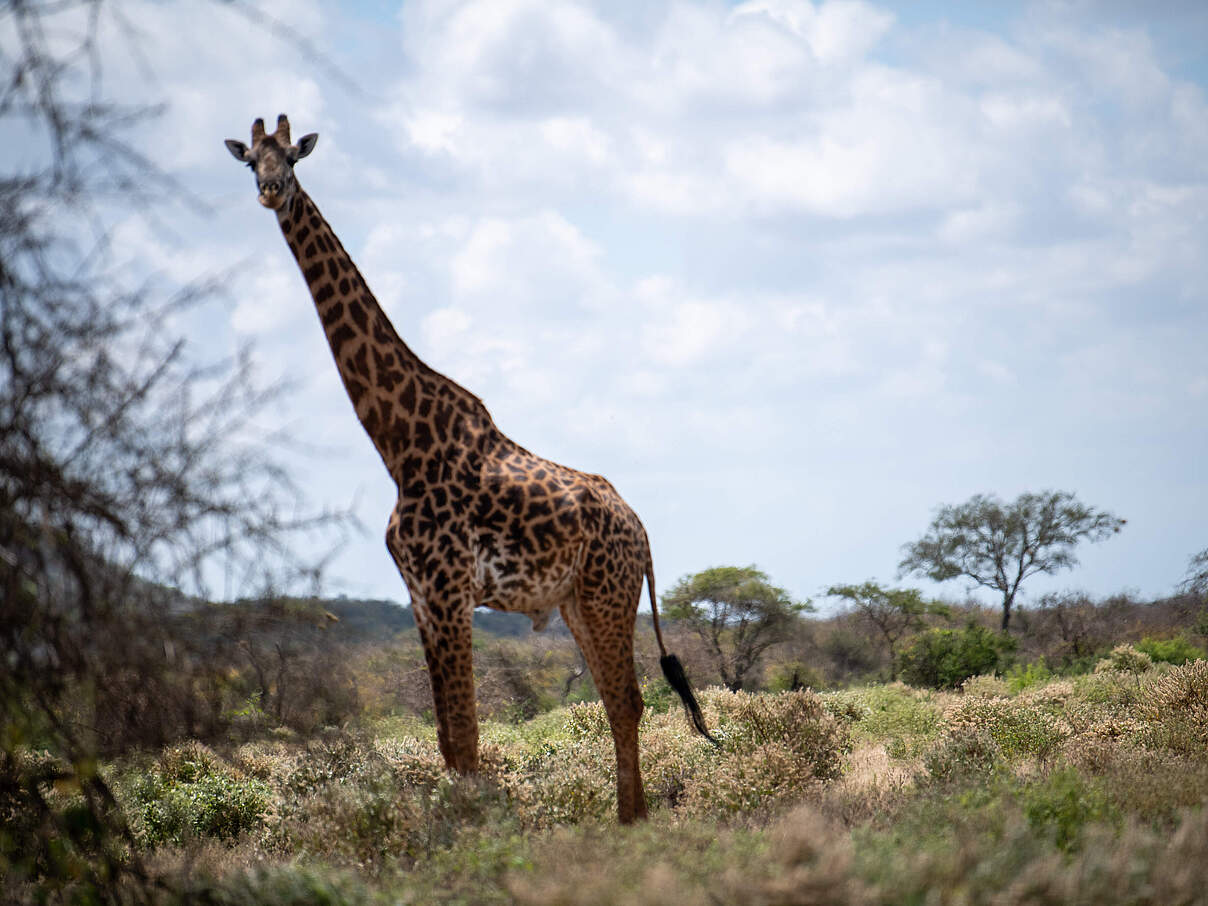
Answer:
663 565 809 691
898 490 1125 632
1180 548 1208 600
1 1 345 894
826 581 944 680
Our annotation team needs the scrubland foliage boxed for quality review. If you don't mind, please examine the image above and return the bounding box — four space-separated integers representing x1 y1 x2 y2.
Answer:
9 656 1208 905
7 579 1207 905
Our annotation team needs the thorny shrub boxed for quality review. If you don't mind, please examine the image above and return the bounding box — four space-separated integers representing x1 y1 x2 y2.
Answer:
960 673 1009 698
706 689 850 775
923 726 1005 784
1142 657 1208 756
666 689 851 818
263 731 518 873
944 696 1067 761
1094 643 1154 675
565 701 612 741
516 737 618 825
519 691 851 822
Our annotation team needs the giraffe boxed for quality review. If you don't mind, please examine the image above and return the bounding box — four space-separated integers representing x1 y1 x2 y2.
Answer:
225 115 716 823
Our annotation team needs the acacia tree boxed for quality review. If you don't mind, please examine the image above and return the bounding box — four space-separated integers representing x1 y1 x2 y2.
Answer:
1 1 347 896
1180 548 1208 600
826 581 943 680
899 490 1125 632
663 566 809 691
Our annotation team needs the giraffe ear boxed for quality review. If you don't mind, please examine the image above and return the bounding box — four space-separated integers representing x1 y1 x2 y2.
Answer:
292 133 318 161
225 139 251 162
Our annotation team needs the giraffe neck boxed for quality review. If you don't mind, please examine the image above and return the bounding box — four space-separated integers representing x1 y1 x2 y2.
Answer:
277 187 487 481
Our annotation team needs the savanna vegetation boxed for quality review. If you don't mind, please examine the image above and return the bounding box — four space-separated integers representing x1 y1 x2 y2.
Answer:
5 575 1208 905
5 2 1208 903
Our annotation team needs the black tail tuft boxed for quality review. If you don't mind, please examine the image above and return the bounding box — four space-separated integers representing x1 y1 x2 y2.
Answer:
660 654 721 748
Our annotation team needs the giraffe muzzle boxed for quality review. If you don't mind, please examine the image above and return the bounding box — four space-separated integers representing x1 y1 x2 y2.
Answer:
258 180 285 209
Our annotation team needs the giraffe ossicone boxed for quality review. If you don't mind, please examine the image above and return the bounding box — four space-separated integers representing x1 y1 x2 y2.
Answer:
225 114 718 823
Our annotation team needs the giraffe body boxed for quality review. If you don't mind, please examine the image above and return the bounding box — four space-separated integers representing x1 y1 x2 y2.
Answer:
226 116 711 823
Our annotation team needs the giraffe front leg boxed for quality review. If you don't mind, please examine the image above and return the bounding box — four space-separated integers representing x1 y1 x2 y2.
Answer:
561 598 647 823
414 595 479 774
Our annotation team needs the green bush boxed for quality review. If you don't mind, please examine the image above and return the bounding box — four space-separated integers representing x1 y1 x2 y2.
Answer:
1006 661 1052 694
1135 636 1205 666
821 684 942 758
641 677 678 713
765 661 824 692
898 626 1015 690
1023 767 1118 850
128 745 270 847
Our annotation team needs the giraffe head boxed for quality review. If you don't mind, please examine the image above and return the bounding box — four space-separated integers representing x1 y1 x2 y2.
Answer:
224 114 318 212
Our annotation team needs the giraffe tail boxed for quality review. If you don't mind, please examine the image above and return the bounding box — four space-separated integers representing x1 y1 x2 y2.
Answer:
646 549 721 748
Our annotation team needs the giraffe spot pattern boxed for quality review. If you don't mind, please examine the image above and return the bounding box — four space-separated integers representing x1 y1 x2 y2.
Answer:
270 178 659 823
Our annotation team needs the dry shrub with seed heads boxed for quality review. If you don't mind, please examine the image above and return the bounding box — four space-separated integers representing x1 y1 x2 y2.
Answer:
943 696 1067 761
1141 658 1208 756
1094 643 1154 675
1017 678 1076 708
565 701 612 740
665 689 851 819
705 689 850 775
923 726 1005 784
960 673 1009 698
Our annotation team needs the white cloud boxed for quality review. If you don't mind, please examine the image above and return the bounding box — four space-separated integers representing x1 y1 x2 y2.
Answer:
979 93 1070 130
638 282 750 368
230 266 298 336
731 0 895 65
938 203 1020 243
405 110 465 154
85 0 329 172
450 211 603 306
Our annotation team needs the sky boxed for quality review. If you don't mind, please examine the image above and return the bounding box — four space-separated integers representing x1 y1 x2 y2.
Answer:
45 0 1208 612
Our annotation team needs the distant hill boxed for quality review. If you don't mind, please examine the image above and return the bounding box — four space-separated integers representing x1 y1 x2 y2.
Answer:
257 595 574 643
